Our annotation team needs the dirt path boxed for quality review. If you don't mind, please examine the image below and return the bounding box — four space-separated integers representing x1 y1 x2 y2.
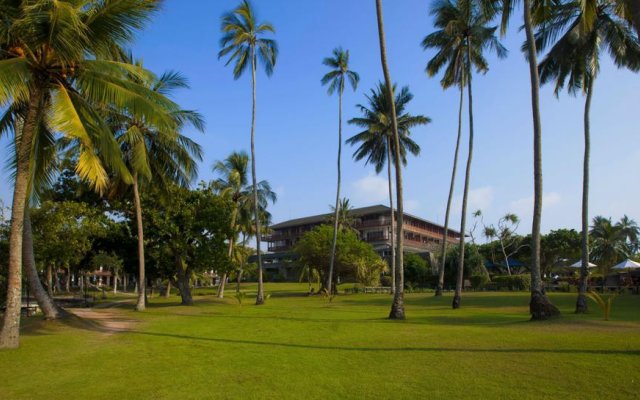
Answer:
67 301 139 334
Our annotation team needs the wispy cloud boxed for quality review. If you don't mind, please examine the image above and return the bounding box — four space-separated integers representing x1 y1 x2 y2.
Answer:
350 173 389 204
509 192 561 216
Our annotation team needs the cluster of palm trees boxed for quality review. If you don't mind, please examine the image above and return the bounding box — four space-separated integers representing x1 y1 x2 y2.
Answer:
0 1 204 348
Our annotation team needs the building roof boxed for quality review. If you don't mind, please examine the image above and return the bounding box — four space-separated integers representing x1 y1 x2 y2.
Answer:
269 204 460 234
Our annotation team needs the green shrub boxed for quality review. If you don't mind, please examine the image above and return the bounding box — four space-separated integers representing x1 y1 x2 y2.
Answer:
493 274 531 291
470 275 490 289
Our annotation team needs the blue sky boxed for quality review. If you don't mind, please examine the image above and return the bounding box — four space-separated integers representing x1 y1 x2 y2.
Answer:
2 0 639 237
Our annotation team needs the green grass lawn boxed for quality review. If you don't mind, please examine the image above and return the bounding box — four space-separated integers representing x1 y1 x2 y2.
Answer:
1 284 639 399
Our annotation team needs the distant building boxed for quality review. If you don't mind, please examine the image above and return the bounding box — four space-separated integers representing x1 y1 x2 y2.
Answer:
259 204 461 280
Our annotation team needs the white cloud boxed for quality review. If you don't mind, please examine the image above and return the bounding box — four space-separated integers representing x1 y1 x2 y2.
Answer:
509 192 561 216
453 186 494 213
350 174 389 204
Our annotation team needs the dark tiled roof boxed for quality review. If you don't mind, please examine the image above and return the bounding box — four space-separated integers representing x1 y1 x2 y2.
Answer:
269 204 460 234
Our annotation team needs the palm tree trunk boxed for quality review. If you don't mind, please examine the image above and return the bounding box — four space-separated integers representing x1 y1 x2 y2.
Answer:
576 79 594 314
165 279 171 298
0 85 43 349
23 210 64 320
376 0 405 320
236 234 248 294
437 84 464 296
327 86 344 296
249 48 266 305
386 138 396 295
524 0 560 320
453 44 474 310
47 264 54 297
132 175 146 312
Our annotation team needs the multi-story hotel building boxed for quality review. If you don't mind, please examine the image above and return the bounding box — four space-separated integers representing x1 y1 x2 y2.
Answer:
260 204 461 280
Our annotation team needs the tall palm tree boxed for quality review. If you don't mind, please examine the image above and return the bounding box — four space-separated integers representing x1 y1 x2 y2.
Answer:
107 63 205 312
617 215 639 253
219 0 278 305
0 0 168 348
498 0 561 320
321 47 359 296
536 0 640 313
347 82 427 294
374 0 407 320
212 151 276 298
424 0 506 309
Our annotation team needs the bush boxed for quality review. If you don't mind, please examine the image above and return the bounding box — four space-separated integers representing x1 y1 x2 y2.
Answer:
380 275 392 287
493 274 531 291
470 275 490 290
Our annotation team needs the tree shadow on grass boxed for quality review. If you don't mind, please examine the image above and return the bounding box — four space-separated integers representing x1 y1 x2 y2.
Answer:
128 330 640 356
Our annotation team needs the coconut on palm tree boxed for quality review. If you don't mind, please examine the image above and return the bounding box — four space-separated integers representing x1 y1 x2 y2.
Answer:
346 82 427 294
0 0 170 348
536 0 640 313
219 0 278 305
211 151 276 298
321 47 359 296
423 0 506 309
107 60 205 312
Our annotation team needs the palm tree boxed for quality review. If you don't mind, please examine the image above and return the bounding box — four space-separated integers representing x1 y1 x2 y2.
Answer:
498 0 561 320
321 47 359 296
327 198 359 232
346 82 427 294
617 215 639 253
374 0 407 320
212 151 276 298
591 216 629 274
536 0 640 313
424 0 506 309
219 0 278 305
0 0 168 348
107 63 205 312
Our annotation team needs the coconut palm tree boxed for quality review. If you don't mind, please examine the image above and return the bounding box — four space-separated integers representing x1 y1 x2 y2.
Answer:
617 215 639 253
107 62 205 312
498 0 562 320
0 0 170 348
321 47 359 296
422 0 503 296
219 0 278 305
536 0 640 313
346 82 427 294
591 216 630 273
374 0 407 320
211 151 276 298
424 0 506 309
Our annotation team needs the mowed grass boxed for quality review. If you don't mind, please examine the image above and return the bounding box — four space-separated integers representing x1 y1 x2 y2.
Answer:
1 284 639 400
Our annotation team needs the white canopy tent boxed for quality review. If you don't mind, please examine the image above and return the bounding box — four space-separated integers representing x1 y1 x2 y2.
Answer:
569 261 597 268
612 259 640 270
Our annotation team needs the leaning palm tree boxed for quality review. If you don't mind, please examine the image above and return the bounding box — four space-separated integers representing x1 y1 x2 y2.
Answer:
212 151 276 298
424 0 506 309
374 0 407 320
0 0 169 348
422 0 468 298
107 63 205 312
498 0 561 320
219 0 278 305
321 47 359 296
347 82 428 294
536 0 640 313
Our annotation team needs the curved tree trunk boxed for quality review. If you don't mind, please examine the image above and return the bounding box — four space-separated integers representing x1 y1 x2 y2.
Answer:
453 44 474 310
250 48 266 305
376 0 405 320
327 84 344 295
576 79 593 314
0 85 43 349
132 175 146 312
437 84 464 296
24 210 65 320
386 138 396 294
524 0 560 320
